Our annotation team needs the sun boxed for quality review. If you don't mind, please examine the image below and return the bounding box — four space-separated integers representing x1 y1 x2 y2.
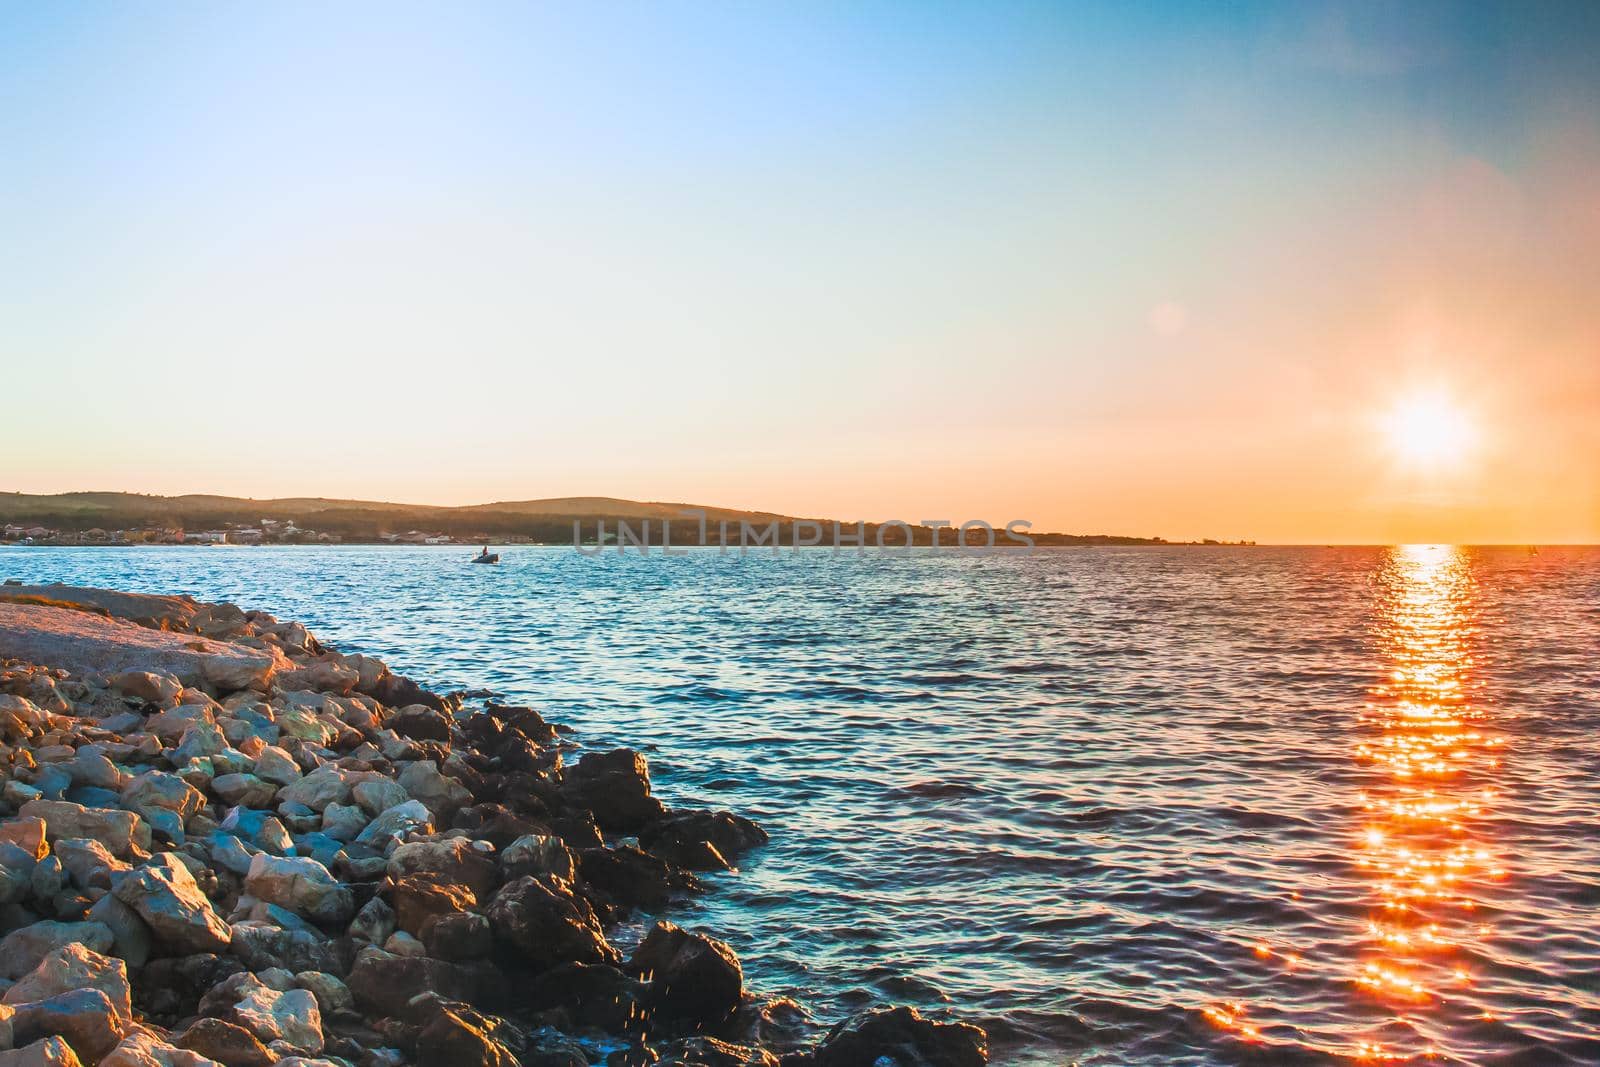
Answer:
1381 391 1478 470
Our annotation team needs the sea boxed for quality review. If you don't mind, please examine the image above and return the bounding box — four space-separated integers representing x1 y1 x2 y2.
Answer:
4 544 1597 1065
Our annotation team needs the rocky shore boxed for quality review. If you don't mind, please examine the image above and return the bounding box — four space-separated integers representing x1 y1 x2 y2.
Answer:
0 584 986 1067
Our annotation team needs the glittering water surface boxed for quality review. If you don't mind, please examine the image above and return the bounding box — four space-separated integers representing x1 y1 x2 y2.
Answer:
5 545 1599 1065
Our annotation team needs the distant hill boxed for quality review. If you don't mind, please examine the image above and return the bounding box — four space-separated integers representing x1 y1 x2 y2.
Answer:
0 491 1178 546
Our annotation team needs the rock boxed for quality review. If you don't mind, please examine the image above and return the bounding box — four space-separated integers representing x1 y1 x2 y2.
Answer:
347 897 395 946
387 838 498 897
562 749 664 831
54 838 126 889
659 1037 779 1066
100 1030 221 1067
0 1036 83 1067
30 855 65 900
175 1017 274 1067
390 873 476 936
123 771 207 820
275 767 351 812
639 811 767 871
630 922 742 1025
318 803 367 843
6 988 123 1063
809 1007 988 1067
64 750 125 792
0 817 48 859
0 597 279 693
353 800 431 849
292 972 353 1016
250 747 302 789
227 922 348 976
390 706 449 743
210 775 276 809
350 779 407 819
578 845 699 912
18 800 149 858
108 671 182 707
3 944 131 1024
0 842 37 904
501 834 576 883
486 875 619 973
527 963 646 1033
419 911 493 961
346 951 478 1018
243 854 354 925
172 723 228 765
85 894 153 968
229 985 322 1054
0 922 116 981
382 930 427 957
397 761 472 824
416 1004 519 1067
112 853 232 955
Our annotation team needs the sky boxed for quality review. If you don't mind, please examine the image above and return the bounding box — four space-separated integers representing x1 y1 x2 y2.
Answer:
2 1 1598 543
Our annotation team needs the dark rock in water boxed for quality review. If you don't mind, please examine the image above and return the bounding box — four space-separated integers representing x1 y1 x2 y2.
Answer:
578 845 700 913
807 1006 988 1067
640 811 768 872
522 1025 591 1067
608 1045 660 1067
526 962 647 1034
485 703 559 748
661 1036 781 1066
421 910 494 961
453 802 548 849
417 1003 521 1067
630 921 743 1027
562 748 664 831
392 705 451 742
347 951 479 1017
176 1017 276 1067
389 871 478 936
548 810 604 851
487 874 620 973
374 673 450 712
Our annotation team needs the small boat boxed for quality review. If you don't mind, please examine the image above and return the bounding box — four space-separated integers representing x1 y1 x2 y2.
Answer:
472 548 500 565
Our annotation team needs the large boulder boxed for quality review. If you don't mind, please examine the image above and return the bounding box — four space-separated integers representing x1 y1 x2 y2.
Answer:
386 838 498 898
228 985 323 1055
175 1017 274 1067
113 854 231 956
0 1036 83 1067
18 800 149 858
0 597 279 692
397 761 472 823
243 854 354 925
629 922 742 1026
809 1006 988 1067
345 951 478 1018
6 988 123 1064
3 944 131 1024
0 922 116 981
416 1004 519 1067
486 875 619 973
561 749 663 831
501 834 576 883
639 811 767 871
389 873 476 936
101 1030 222 1067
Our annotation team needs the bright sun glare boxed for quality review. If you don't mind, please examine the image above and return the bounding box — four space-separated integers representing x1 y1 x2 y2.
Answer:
1381 392 1478 470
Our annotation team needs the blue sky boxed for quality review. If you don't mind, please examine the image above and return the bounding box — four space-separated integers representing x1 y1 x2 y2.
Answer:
3 2 1598 540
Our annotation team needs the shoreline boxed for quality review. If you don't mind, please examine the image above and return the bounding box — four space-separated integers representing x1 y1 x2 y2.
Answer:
0 583 987 1066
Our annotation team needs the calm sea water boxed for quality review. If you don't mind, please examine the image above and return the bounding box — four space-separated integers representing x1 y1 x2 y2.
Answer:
4 545 1598 1065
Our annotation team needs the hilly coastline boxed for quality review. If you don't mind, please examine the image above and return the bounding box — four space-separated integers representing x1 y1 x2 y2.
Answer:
0 493 1200 547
